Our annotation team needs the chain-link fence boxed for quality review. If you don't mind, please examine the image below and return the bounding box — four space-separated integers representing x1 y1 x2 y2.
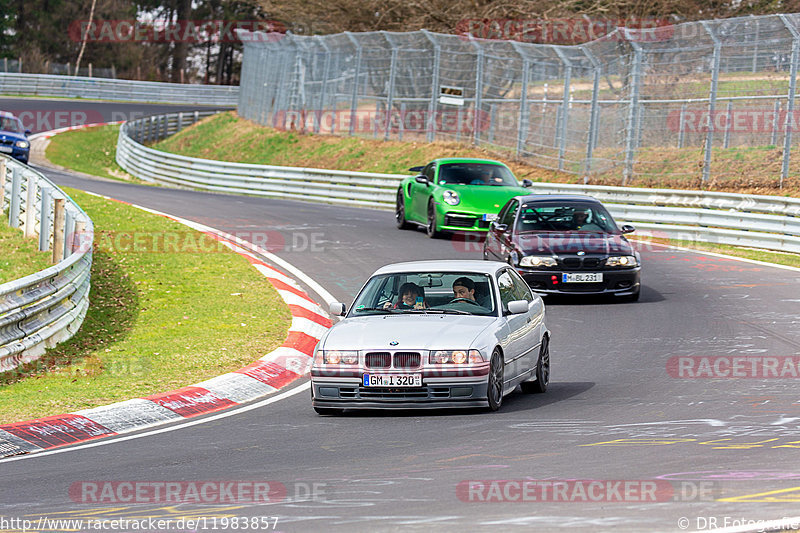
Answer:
237 14 800 189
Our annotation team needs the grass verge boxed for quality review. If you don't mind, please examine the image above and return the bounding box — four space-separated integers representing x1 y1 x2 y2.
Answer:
0 215 53 284
0 187 292 423
45 124 137 182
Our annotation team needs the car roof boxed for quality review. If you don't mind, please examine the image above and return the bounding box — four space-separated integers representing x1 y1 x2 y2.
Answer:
0 111 19 119
516 194 603 204
373 260 508 276
433 157 508 166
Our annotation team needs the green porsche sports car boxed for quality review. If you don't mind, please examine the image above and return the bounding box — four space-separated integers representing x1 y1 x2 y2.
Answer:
395 158 533 238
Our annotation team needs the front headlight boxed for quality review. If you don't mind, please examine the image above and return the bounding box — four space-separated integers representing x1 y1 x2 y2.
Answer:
519 256 557 268
15 140 29 149
442 190 460 206
430 349 484 364
606 255 638 267
321 350 359 365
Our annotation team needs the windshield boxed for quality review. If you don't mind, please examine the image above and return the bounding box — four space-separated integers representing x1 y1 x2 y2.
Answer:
349 271 496 317
437 163 519 187
516 202 619 233
0 116 22 133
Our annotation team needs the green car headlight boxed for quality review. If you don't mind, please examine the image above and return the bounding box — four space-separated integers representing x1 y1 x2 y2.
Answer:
442 190 460 206
520 256 557 267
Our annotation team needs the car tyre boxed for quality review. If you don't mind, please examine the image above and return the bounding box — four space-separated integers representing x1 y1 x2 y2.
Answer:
426 201 441 239
395 190 411 230
487 348 504 411
522 335 549 394
313 407 344 416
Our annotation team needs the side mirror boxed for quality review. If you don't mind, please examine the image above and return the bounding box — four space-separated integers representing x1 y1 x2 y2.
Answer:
24 129 32 137
620 224 636 234
408 165 424 173
414 175 429 185
507 300 529 315
491 221 508 232
329 302 346 316
521 179 533 188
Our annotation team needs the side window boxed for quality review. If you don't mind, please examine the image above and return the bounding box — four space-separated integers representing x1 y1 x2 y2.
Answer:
424 163 435 181
508 268 533 302
497 271 516 309
500 200 519 227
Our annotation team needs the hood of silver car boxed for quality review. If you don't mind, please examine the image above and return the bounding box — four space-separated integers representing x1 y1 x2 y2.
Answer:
321 314 496 351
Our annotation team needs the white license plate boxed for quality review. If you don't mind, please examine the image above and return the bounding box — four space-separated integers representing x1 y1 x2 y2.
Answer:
562 272 603 283
0 146 12 153
363 373 422 387
482 213 498 222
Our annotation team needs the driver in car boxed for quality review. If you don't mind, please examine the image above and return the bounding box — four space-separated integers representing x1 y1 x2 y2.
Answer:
452 277 477 302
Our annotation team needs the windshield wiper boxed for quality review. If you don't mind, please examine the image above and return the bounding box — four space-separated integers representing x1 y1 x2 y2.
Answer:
354 307 399 314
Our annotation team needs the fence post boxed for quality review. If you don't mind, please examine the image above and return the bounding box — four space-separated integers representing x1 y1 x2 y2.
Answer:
177 112 183 133
723 100 732 149
9 168 20 228
64 208 75 260
622 30 643 185
582 48 601 181
399 102 406 142
316 37 332 134
345 32 363 137
421 30 441 143
780 14 799 189
488 104 497 144
702 21 721 183
52 198 65 263
771 99 781 146
552 46 572 171
473 42 484 145
39 186 51 251
24 172 36 238
752 15 759 73
0 158 5 210
382 32 399 142
511 44 530 157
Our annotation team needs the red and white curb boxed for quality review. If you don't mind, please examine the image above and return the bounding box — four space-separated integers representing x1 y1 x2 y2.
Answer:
0 195 332 458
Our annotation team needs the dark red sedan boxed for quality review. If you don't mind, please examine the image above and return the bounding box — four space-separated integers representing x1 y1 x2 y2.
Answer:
483 194 641 301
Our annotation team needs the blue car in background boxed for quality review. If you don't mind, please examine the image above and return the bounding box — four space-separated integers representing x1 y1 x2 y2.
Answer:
0 111 31 164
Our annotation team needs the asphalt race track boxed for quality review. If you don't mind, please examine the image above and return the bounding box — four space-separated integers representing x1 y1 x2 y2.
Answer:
2 99 800 532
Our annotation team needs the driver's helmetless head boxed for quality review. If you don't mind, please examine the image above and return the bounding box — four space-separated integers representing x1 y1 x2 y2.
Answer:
452 277 476 301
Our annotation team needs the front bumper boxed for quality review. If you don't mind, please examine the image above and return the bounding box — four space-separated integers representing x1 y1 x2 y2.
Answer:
1 147 29 163
311 378 490 410
437 207 495 232
518 267 640 295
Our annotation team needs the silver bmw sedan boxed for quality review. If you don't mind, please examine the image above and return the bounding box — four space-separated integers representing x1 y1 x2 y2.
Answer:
311 260 550 414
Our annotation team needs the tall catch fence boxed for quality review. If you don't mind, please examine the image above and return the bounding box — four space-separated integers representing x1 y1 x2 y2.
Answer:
237 14 800 189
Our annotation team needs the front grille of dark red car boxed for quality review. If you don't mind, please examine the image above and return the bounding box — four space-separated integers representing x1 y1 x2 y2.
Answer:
559 256 603 270
365 352 391 368
393 352 421 368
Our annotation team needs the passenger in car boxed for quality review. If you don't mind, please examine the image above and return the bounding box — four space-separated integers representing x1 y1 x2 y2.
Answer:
385 282 426 309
